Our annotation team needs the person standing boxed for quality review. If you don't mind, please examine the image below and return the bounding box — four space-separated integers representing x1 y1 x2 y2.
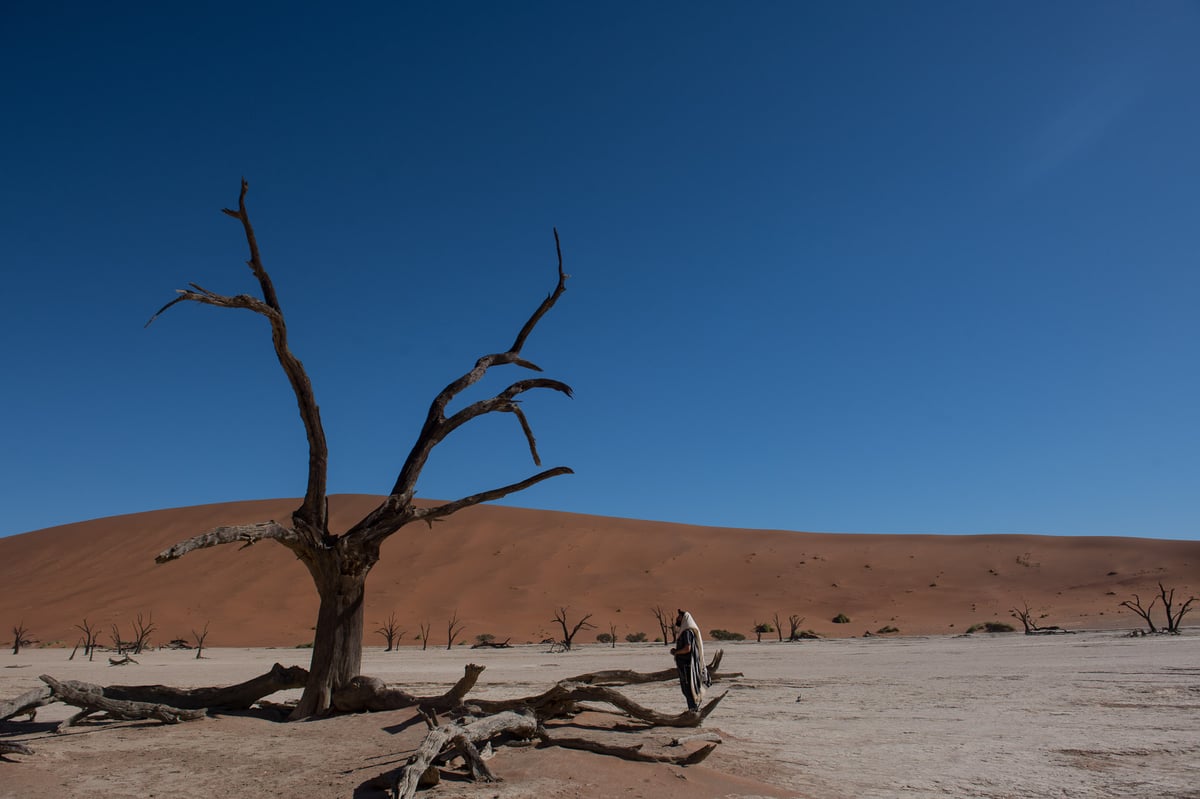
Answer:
670 609 710 712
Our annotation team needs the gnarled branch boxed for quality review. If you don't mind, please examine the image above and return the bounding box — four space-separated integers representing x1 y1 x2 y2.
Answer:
155 521 302 563
147 179 329 534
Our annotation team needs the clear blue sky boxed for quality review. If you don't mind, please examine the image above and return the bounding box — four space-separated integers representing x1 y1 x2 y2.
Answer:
2 3 1197 540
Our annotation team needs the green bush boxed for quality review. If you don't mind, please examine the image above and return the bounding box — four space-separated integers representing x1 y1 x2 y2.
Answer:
875 625 899 634
709 629 746 641
596 632 614 644
474 633 495 645
832 613 851 624
624 631 648 643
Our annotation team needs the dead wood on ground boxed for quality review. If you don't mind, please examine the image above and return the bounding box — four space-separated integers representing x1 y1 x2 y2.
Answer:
0 686 53 722
102 662 309 710
39 675 207 728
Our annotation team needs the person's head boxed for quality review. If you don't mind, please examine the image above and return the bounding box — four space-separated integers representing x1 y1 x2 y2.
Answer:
675 609 687 629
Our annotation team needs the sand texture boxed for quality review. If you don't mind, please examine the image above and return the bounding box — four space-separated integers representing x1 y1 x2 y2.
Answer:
1 495 1197 649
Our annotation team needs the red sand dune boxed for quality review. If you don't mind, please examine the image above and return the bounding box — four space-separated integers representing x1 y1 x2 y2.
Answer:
2 495 1197 648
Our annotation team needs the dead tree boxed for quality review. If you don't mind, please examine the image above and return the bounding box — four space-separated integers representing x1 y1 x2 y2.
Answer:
10 622 33 655
1158 582 1197 634
787 614 805 641
375 612 405 652
75 618 100 658
607 622 617 648
552 607 595 651
150 180 572 717
1010 601 1041 634
192 622 210 658
418 621 431 652
1120 593 1159 634
131 612 156 654
651 606 674 645
446 611 466 650
109 623 132 655
772 612 784 642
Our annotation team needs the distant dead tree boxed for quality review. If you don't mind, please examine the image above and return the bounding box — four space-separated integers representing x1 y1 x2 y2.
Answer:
418 621 431 652
552 607 596 651
772 612 785 642
11 622 34 655
110 624 131 654
1120 592 1160 634
651 606 674 645
446 611 466 650
149 180 573 717
74 618 100 659
375 612 405 652
1010 602 1041 634
192 622 210 659
1158 582 1196 634
131 613 156 654
787 615 805 641
607 622 618 648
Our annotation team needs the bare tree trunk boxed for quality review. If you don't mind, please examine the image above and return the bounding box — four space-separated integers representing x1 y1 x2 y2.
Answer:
292 561 369 719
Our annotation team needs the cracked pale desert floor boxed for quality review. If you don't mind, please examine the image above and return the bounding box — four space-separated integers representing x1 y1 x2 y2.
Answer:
2 630 1198 798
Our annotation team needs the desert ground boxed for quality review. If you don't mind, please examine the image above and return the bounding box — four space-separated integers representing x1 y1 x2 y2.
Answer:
2 632 1199 798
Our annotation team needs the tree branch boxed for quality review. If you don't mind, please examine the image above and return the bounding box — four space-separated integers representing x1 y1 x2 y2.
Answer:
155 521 303 563
406 467 574 530
147 180 329 535
387 233 570 501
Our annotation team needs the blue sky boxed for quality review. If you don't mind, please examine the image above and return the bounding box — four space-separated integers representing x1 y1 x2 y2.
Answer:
2 2 1197 540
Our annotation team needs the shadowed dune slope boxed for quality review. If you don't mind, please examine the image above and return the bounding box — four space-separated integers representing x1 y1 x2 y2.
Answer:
2 495 1197 648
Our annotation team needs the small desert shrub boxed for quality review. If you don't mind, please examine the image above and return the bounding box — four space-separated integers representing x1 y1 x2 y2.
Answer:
709 629 746 641
966 622 1015 634
624 631 648 643
832 613 851 624
296 642 314 648
474 633 495 645
596 632 614 644
876 625 900 634
791 630 821 640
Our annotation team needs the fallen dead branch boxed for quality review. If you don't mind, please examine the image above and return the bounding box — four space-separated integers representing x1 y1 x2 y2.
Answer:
537 728 718 764
332 664 485 713
39 675 207 728
563 649 739 686
0 686 53 722
102 662 308 710
0 740 34 758
470 680 727 726
390 710 538 799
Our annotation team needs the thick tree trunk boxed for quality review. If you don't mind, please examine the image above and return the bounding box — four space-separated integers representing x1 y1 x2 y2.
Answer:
290 551 372 719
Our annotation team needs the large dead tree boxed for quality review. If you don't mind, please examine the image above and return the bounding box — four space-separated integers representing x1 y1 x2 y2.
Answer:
150 180 572 717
